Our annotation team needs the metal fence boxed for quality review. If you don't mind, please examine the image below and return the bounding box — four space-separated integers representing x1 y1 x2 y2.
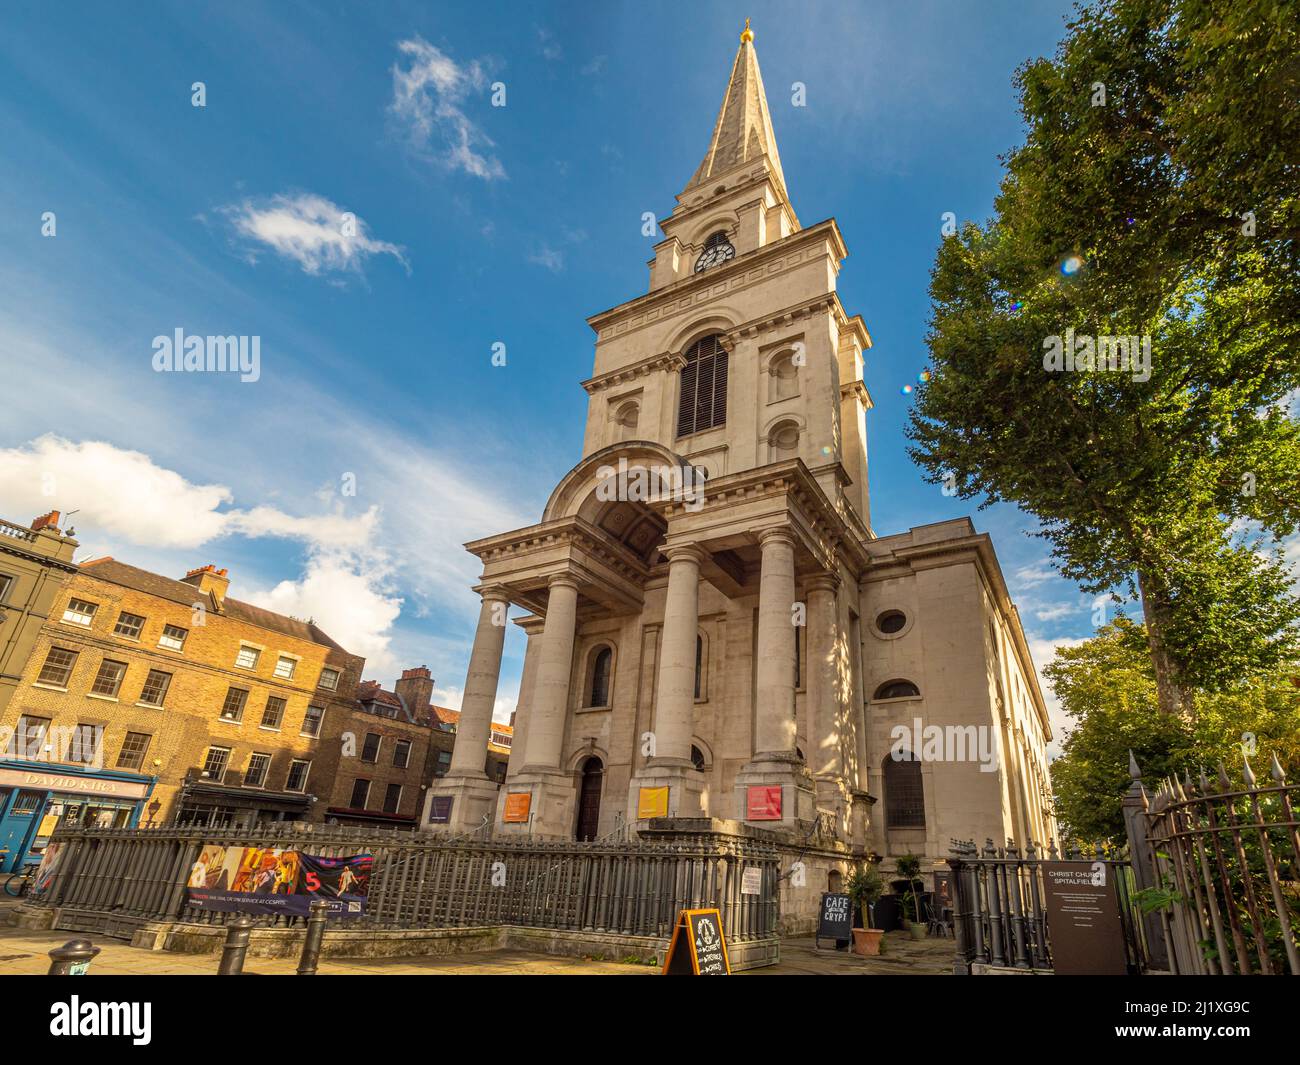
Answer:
27 822 781 945
1137 754 1299 975
946 838 1143 973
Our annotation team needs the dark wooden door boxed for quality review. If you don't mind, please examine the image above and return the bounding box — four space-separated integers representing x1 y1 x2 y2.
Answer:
575 758 603 841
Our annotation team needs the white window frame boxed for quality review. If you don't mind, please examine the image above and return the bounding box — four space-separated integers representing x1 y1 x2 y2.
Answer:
301 704 325 738
245 752 271 789
203 746 232 783
235 645 262 670
286 759 312 793
62 598 98 627
273 654 298 680
158 624 188 652
317 666 340 691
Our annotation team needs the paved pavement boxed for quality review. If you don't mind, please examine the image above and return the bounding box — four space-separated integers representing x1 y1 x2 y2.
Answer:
0 899 954 975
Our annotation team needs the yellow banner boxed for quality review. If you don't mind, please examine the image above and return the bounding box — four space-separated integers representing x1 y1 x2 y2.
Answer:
637 786 669 819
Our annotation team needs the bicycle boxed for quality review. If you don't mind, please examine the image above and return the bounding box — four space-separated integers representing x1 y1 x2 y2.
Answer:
3 863 39 898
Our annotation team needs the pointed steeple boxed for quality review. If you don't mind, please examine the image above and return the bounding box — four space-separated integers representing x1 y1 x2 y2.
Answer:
687 21 788 197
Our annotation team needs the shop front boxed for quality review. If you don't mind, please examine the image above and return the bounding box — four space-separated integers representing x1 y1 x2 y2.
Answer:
0 760 155 873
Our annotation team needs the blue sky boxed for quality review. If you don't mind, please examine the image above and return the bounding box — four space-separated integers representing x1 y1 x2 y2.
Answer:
0 0 1101 741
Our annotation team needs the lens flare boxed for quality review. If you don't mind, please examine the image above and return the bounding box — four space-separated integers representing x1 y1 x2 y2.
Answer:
1060 254 1084 277
900 384 914 395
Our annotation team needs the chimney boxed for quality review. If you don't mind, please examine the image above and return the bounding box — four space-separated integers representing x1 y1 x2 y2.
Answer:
30 511 60 533
394 666 434 719
180 564 231 605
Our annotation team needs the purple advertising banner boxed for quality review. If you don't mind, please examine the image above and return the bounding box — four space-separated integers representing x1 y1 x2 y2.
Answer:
184 845 372 917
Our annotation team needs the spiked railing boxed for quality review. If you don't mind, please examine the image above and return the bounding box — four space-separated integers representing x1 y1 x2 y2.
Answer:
947 836 1143 974
1136 752 1300 975
22 821 781 946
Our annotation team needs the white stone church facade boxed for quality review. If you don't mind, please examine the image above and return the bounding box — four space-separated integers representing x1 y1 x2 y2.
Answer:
424 26 1055 909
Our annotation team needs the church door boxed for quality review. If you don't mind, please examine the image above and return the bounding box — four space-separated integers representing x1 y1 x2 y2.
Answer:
575 757 603 841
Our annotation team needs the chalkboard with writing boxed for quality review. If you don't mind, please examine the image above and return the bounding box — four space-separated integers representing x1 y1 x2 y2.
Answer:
662 908 731 975
817 892 853 948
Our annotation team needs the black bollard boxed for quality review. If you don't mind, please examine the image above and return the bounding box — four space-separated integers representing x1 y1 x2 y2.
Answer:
47 938 100 975
296 899 329 975
217 916 253 975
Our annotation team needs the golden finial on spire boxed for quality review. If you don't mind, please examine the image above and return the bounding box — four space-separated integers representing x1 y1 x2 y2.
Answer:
740 18 753 43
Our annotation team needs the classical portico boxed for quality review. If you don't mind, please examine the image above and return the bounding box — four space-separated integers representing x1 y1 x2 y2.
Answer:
423 23 1057 923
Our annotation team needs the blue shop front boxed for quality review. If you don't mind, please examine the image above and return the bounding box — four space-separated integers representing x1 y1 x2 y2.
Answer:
0 760 156 873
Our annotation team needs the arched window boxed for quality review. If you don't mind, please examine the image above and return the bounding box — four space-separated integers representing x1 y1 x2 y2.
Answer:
874 679 920 700
769 351 799 401
589 647 613 707
691 745 706 772
768 420 800 461
676 335 728 437
884 752 925 829
614 401 639 441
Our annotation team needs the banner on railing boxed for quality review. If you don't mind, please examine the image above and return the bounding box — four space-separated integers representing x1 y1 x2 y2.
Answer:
185 845 372 917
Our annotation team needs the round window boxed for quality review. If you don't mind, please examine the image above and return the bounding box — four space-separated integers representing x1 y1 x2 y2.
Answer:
876 610 907 635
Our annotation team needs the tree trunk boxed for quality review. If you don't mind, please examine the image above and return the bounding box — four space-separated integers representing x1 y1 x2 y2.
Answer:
1137 568 1188 717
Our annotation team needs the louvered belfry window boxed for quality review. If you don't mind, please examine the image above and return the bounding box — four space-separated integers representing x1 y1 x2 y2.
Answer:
676 334 728 437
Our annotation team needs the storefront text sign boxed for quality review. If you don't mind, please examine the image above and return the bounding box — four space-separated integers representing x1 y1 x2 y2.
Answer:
662 908 731 975
0 768 149 800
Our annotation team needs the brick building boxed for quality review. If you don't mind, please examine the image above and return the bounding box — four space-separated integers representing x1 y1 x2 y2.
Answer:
0 555 442 863
0 512 80 871
346 665 513 830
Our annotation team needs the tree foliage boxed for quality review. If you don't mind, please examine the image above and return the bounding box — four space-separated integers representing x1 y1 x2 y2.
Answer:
908 0 1300 714
1047 617 1300 842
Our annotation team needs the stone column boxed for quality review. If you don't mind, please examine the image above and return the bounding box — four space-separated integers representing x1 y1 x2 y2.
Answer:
650 545 708 765
735 526 815 826
424 586 511 832
804 572 842 780
626 543 707 821
522 575 579 771
499 574 580 838
754 528 798 756
805 571 851 841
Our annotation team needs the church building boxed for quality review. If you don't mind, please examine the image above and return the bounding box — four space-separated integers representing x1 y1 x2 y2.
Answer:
424 24 1055 911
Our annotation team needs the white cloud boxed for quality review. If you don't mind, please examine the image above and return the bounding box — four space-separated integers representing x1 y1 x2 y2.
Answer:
1033 602 1077 623
0 435 377 552
245 554 403 678
528 246 564 272
389 36 505 181
429 683 517 725
1026 634 1089 756
1012 563 1056 589
220 192 408 277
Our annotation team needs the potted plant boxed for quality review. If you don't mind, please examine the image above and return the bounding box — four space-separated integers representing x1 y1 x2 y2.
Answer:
895 853 927 940
846 863 886 956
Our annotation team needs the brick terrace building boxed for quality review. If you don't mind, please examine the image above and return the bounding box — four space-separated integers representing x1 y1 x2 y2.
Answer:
344 666 513 830
0 555 446 862
0 512 79 871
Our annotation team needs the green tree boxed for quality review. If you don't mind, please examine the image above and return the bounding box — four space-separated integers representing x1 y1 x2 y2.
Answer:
908 0 1300 716
1047 617 1300 842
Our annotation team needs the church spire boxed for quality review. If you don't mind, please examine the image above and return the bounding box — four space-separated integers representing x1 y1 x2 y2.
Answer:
687 21 788 197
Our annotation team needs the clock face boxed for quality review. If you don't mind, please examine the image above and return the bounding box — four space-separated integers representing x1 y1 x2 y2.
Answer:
694 238 736 273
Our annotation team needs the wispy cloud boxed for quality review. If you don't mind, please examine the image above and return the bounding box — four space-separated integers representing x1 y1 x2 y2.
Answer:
389 36 505 181
219 192 408 277
528 246 565 272
536 27 563 63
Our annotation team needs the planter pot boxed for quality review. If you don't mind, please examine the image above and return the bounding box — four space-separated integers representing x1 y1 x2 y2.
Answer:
908 922 927 941
851 928 885 956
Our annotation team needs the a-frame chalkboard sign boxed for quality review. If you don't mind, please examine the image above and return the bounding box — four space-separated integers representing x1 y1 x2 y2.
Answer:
662 908 731 975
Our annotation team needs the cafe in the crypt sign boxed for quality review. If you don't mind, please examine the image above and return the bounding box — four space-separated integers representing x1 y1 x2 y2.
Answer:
662 909 731 975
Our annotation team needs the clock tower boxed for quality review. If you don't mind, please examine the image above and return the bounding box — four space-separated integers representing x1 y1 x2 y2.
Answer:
424 24 1056 927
